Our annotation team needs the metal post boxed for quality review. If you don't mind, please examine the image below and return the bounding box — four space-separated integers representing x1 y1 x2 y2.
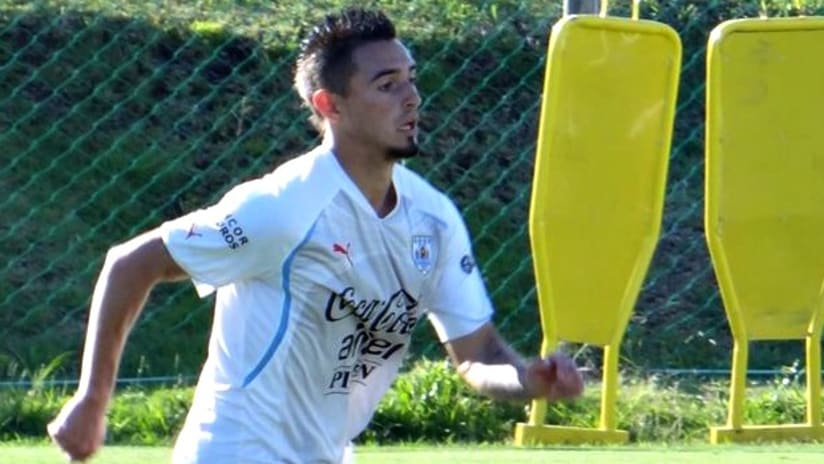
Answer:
564 0 600 16
727 339 748 428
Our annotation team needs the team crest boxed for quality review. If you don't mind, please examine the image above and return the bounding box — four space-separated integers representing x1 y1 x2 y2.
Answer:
411 235 437 274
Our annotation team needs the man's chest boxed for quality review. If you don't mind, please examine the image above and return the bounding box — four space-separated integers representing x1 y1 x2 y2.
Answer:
292 200 441 298
283 204 443 394
286 202 444 343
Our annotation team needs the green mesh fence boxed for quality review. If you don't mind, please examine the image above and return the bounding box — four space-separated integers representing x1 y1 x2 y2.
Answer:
1 0 822 384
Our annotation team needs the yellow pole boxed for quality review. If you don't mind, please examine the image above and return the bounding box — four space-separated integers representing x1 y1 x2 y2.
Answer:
806 334 822 425
600 343 619 430
805 290 824 426
528 397 547 426
727 339 748 428
528 336 558 425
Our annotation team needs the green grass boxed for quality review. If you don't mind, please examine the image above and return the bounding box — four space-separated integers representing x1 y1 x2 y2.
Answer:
2 364 818 445
3 443 824 464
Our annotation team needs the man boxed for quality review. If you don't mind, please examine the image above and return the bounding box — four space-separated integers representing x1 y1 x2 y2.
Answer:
48 8 584 463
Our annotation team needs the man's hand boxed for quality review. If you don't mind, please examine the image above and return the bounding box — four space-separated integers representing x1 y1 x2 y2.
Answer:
446 323 585 401
524 353 584 401
47 393 107 462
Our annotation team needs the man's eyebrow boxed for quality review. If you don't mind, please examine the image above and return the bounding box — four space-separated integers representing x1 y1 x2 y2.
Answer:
368 65 417 83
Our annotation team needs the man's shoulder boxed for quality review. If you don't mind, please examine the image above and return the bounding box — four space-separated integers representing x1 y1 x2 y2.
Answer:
227 146 337 204
394 163 461 224
220 146 339 217
265 145 336 188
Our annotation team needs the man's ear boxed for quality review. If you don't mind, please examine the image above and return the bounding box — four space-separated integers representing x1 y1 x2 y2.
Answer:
311 89 340 123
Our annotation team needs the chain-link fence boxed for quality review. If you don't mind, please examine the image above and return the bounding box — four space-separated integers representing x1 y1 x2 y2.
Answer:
2 0 822 384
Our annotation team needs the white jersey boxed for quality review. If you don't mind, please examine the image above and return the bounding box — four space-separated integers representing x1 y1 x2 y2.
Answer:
161 143 493 464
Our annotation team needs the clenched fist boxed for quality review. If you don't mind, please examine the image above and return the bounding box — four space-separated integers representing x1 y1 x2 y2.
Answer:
47 393 108 462
525 353 585 401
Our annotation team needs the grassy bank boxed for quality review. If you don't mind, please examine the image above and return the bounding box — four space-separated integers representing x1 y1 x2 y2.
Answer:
1 360 816 445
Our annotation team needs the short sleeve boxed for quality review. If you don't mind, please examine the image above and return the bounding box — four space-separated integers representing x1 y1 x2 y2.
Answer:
160 180 288 297
426 201 494 342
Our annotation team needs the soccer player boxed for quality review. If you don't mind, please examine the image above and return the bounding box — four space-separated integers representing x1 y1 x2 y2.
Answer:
48 7 584 463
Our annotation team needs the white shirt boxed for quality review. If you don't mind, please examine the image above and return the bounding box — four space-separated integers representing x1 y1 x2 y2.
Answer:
161 143 493 463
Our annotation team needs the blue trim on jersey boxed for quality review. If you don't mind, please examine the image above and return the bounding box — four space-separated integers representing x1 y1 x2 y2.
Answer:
242 220 318 388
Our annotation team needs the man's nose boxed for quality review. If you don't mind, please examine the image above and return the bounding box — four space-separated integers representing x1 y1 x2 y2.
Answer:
404 83 421 109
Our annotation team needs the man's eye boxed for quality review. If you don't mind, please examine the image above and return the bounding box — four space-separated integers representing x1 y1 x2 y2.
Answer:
378 81 394 91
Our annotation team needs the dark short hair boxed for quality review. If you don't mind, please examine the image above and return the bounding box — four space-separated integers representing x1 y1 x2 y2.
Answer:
294 8 397 132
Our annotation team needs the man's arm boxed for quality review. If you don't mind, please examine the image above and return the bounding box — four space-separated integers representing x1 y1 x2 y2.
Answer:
444 322 583 402
48 229 187 461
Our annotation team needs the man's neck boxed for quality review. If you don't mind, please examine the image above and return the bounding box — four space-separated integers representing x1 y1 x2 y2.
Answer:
330 137 397 218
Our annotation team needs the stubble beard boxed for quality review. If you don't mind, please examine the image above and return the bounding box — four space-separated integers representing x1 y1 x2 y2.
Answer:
386 136 420 161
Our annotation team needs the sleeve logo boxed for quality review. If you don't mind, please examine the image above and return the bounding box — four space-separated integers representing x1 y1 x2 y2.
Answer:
217 214 249 250
460 254 475 274
185 223 203 239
